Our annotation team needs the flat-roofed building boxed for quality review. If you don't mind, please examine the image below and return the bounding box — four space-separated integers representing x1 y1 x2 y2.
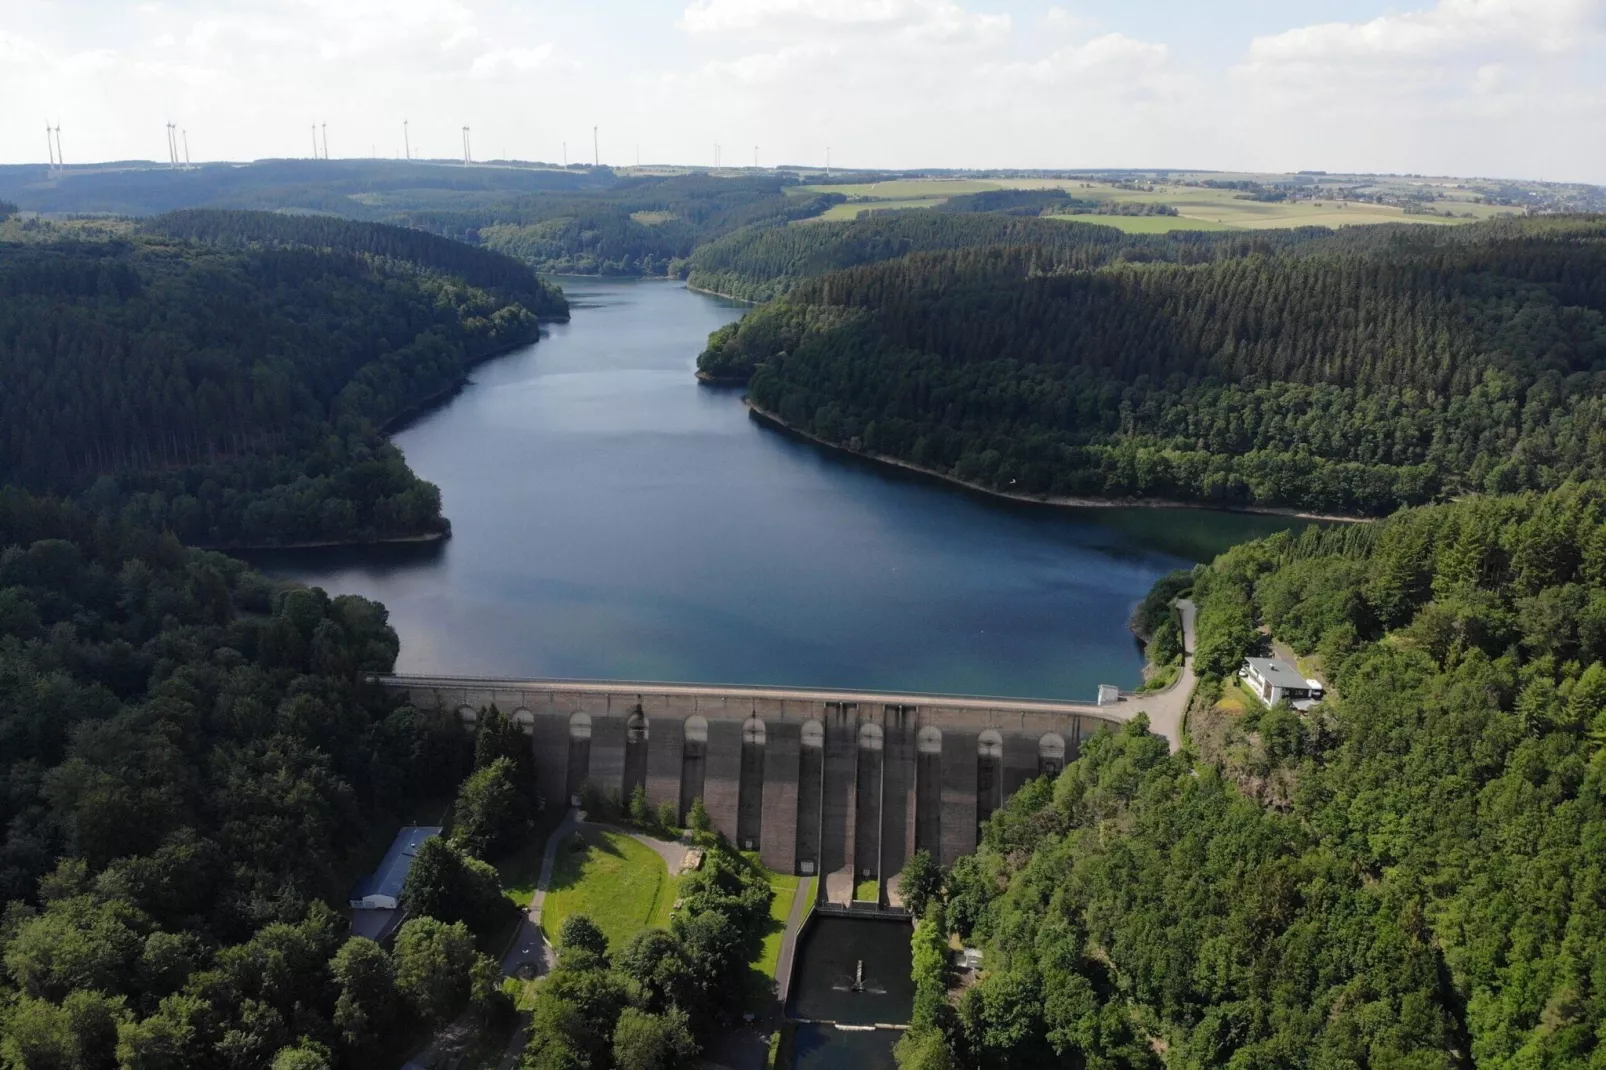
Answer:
1243 657 1324 710
350 825 441 911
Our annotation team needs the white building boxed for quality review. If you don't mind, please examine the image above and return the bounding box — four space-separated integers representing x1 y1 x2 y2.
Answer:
1242 657 1324 710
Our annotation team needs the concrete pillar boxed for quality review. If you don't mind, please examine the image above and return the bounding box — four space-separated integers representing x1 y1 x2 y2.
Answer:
939 729 979 869
737 717 766 852
879 707 916 907
977 730 1004 835
1002 730 1039 800
794 720 825 876
760 721 801 873
853 722 883 895
646 716 685 816
702 718 743 842
588 713 628 801
532 712 572 811
565 713 592 806
915 726 943 858
623 709 649 801
820 703 859 904
679 716 709 825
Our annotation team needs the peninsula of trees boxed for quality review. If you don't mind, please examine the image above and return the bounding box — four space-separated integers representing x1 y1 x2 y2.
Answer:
700 215 1606 516
0 210 565 547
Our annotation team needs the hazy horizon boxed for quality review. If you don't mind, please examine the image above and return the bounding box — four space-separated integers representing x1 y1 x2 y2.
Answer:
5 0 1606 184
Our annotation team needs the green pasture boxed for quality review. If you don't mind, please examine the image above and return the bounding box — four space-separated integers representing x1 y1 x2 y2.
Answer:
796 176 1521 231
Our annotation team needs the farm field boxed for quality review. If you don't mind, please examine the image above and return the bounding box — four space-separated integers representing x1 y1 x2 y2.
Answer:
1047 213 1236 233
796 175 1524 231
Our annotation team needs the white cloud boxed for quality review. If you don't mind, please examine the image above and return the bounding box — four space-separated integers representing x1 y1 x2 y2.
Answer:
0 0 1602 180
471 44 555 79
682 0 1008 39
1243 0 1604 69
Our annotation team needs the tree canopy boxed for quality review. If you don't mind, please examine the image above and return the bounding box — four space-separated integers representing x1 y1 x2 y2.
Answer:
703 214 1606 516
0 212 565 546
906 481 1606 1068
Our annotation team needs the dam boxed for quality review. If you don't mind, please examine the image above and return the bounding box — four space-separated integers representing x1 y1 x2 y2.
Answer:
382 602 1191 907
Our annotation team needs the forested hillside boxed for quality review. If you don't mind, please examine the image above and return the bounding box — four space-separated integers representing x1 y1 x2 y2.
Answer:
142 210 568 318
703 215 1606 516
686 211 1332 302
0 213 562 546
0 162 844 277
0 489 504 1068
412 173 842 276
902 483 1606 1069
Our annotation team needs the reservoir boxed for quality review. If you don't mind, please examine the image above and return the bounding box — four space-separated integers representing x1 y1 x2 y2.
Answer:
255 278 1307 700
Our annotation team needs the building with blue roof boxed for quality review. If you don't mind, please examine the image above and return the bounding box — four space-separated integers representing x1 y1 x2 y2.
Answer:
349 825 441 912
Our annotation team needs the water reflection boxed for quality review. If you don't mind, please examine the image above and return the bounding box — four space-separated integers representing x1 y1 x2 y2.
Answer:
256 278 1319 699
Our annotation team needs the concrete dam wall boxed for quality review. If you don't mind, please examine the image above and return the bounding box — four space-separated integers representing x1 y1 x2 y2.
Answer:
379 676 1134 907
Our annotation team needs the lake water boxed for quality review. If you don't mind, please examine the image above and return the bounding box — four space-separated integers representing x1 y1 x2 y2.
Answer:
254 278 1309 700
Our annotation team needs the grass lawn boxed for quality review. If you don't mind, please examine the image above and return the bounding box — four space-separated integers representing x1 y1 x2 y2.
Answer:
855 878 879 902
743 867 816 1015
1213 681 1250 717
540 829 678 953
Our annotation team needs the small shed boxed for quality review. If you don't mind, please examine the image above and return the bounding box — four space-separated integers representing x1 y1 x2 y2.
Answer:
349 826 442 911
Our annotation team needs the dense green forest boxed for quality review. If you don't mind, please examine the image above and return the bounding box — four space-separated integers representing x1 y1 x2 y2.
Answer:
900 482 1606 1069
702 215 1606 515
0 211 564 546
411 174 842 275
0 488 508 1068
686 211 1335 302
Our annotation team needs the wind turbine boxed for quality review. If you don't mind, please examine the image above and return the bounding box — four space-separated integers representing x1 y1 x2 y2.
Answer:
404 119 410 161
182 128 189 167
321 122 328 160
311 123 318 159
46 122 56 169
52 124 63 168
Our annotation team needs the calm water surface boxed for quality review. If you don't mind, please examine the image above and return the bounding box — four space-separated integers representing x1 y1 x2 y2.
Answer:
254 278 1309 700
787 918 914 1070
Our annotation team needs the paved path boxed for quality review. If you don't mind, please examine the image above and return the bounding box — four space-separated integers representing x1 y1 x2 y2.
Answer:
1139 598 1196 753
500 809 582 979
773 877 816 1007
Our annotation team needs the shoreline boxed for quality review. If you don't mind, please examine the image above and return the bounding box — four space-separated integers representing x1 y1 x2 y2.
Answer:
685 282 760 304
743 399 1370 524
381 331 546 434
695 369 751 386
194 530 450 553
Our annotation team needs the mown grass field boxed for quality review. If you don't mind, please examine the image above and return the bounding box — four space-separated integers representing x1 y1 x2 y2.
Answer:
540 828 678 952
1049 214 1236 233
796 176 1523 232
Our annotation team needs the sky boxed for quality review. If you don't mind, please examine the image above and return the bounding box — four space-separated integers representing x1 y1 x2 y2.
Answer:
3 0 1604 182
